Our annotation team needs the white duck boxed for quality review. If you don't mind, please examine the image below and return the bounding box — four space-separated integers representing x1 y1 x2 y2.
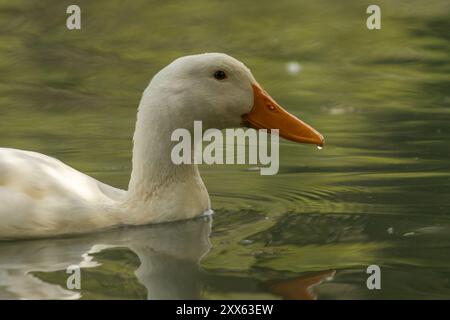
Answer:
0 53 323 240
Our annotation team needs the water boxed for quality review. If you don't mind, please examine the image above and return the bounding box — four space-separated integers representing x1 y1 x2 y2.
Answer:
0 0 449 299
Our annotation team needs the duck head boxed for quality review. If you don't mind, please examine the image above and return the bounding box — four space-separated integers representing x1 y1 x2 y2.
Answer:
143 53 324 146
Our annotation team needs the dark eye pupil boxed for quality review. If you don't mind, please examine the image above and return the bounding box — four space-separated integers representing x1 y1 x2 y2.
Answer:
214 70 227 80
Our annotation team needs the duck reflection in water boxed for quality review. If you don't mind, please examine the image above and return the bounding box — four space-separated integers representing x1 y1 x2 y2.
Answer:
0 216 334 299
0 216 212 299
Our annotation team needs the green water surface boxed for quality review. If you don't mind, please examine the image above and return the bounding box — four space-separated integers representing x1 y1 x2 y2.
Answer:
0 0 449 299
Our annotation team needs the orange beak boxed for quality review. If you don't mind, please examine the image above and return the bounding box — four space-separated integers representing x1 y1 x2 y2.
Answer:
241 84 324 146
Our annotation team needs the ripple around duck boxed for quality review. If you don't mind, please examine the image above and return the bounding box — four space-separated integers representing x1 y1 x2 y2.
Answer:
215 155 450 215
212 182 393 217
243 211 450 246
205 209 450 298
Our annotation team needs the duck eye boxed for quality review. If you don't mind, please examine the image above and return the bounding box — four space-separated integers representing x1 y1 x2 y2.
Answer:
213 70 227 80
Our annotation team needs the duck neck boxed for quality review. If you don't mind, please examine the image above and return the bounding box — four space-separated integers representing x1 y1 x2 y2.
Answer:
125 94 204 203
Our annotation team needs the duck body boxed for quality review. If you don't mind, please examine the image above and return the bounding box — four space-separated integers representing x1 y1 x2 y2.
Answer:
0 148 125 239
0 147 210 239
0 53 323 240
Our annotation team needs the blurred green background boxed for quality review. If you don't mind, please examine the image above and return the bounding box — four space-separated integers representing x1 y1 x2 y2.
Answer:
0 0 449 299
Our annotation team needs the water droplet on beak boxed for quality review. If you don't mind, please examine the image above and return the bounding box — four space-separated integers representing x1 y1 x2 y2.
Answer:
316 145 323 150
